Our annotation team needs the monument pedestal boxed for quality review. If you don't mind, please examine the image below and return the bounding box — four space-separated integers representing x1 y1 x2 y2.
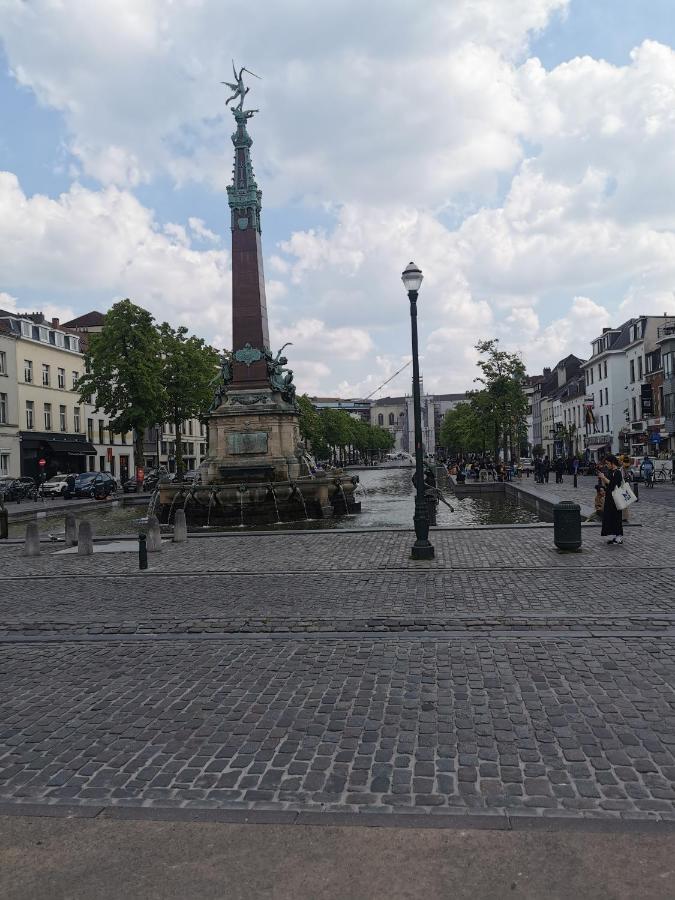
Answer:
202 388 302 483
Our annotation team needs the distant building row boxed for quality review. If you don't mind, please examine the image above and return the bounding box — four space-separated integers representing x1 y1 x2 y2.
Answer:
0 310 206 480
310 385 467 456
526 314 675 460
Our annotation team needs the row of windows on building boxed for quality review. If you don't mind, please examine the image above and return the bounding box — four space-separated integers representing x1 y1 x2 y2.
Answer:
377 412 404 426
584 351 674 388
16 320 80 351
21 360 80 390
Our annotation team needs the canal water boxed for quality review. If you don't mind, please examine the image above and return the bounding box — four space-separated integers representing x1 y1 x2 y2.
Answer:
9 467 538 538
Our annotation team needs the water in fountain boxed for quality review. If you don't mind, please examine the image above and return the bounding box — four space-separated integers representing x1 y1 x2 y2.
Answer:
147 486 160 519
206 490 216 527
167 490 183 524
183 484 197 511
268 482 283 524
337 481 352 514
291 483 309 520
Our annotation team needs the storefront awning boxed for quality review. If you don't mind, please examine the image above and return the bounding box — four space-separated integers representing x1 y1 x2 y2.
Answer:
21 433 97 455
51 440 98 456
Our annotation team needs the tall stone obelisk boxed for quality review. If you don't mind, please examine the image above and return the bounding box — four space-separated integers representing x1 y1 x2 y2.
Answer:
227 105 270 388
202 66 302 484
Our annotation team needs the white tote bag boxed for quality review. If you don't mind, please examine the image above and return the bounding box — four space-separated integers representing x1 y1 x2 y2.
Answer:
612 479 637 511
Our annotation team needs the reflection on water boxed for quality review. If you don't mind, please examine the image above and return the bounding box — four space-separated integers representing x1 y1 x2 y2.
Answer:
8 468 538 537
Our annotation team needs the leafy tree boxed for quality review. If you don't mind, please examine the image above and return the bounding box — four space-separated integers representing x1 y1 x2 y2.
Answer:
473 339 528 461
77 299 164 475
298 394 323 447
439 401 486 455
158 323 220 480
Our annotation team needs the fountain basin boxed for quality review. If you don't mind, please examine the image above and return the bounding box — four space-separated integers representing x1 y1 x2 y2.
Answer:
157 475 360 526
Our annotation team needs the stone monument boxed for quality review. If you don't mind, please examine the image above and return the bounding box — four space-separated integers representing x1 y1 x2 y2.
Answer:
157 65 359 526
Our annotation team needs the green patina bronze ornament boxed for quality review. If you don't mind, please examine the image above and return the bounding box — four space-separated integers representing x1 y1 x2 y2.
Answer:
234 343 263 366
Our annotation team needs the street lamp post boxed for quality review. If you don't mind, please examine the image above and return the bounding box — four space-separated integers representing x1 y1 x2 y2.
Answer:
402 261 434 560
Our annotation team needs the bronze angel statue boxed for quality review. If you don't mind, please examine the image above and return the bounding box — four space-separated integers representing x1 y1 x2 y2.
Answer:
222 61 261 111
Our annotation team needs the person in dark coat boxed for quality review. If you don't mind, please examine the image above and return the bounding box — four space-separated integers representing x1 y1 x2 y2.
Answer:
598 454 624 545
554 457 564 484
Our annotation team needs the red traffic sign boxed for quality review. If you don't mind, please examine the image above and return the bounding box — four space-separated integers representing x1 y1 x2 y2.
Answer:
38 458 46 467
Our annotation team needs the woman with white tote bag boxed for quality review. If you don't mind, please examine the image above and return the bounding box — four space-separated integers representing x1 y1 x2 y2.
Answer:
598 454 636 545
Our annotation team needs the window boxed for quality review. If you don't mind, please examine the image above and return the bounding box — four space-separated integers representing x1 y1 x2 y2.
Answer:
604 361 607 379
87 418 94 441
0 453 8 476
200 422 205 436
181 422 186 435
74 407 81 432
99 455 105 472
24 360 33 383
42 364 50 386
0 392 6 424
44 403 52 430
664 352 673 379
161 441 168 455
388 413 395 425
188 420 193 436
59 405 67 432
121 431 127 445
72 371 79 390
0 350 6 375
200 443 206 456
638 356 643 380
599 391 603 407
590 369 594 385
26 401 34 429
605 388 609 405
631 397 637 421
98 420 104 444
598 364 602 381
630 359 635 382
57 368 65 389
378 413 384 425
108 425 115 444
48 331 56 345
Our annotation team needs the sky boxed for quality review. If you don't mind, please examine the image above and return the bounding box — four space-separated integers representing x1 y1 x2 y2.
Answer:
2 0 675 398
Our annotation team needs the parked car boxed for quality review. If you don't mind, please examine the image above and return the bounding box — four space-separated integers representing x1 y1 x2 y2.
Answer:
72 471 117 499
0 476 36 502
41 474 71 497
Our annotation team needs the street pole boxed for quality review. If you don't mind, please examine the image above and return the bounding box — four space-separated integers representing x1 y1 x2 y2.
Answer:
403 262 434 561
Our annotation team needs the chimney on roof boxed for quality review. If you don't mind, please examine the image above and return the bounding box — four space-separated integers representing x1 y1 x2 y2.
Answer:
543 367 551 376
52 317 59 328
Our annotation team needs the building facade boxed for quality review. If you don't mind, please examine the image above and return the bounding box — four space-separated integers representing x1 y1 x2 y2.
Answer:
0 327 20 476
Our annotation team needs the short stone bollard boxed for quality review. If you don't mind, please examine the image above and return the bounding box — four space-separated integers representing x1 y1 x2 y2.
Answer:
0 505 8 540
173 509 188 543
146 515 162 552
23 521 41 556
77 520 94 556
64 513 78 548
553 500 582 552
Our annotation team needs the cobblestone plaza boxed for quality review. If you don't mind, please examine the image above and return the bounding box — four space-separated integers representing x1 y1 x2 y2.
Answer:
1 483 675 828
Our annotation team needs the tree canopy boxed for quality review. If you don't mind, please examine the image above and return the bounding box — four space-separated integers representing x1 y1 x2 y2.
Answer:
298 396 394 460
158 323 220 479
77 299 164 469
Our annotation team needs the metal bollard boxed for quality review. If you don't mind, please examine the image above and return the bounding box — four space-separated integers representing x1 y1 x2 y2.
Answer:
139 532 148 570
633 480 639 501
573 473 578 488
553 500 582 552
0 506 8 540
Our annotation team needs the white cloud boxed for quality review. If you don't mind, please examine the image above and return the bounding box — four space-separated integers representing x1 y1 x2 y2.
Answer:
0 172 231 339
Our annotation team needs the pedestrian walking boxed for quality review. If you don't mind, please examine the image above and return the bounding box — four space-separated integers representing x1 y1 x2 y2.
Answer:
598 455 624 545
543 455 550 484
554 457 564 484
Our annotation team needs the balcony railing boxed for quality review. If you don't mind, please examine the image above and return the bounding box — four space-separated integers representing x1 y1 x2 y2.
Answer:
657 321 675 339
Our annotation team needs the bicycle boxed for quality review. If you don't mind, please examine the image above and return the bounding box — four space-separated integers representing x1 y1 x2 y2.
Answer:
654 466 672 484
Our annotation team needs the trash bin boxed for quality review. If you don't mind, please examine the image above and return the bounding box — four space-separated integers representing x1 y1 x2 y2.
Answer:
553 500 581 552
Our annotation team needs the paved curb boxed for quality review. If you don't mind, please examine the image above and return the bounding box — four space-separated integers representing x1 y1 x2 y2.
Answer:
1 801 674 833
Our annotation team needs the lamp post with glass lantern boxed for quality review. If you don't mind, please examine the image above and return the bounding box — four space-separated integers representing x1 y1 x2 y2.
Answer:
402 261 434 560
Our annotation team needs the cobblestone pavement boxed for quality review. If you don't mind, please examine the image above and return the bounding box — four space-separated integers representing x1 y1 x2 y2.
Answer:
0 520 672 578
1 520 674 825
1 638 675 820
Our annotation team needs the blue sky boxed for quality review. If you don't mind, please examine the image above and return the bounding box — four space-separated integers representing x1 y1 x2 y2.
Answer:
1 1 675 396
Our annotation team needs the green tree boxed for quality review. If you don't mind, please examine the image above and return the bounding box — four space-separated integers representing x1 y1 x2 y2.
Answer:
439 401 486 455
158 323 220 480
473 339 528 461
77 299 164 477
298 394 324 449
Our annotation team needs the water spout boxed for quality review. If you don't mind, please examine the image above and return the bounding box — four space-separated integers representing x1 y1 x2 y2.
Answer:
183 484 198 511
147 485 160 519
206 490 217 527
167 490 184 524
290 482 309 520
268 482 282 524
237 484 247 527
